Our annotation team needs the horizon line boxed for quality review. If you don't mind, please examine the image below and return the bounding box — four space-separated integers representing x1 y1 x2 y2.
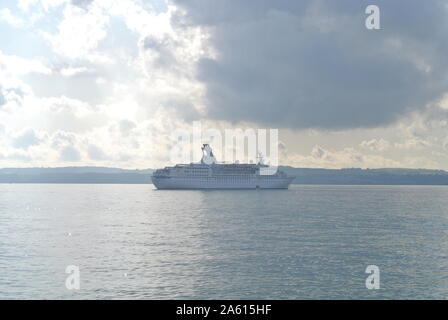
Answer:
0 165 447 172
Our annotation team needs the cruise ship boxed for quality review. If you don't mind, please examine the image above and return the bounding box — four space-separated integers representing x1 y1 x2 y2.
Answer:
152 144 295 189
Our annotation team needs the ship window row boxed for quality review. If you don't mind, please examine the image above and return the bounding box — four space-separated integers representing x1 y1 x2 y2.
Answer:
180 176 256 181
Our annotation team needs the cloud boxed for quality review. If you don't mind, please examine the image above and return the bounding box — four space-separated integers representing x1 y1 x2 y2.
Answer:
59 66 94 77
87 144 106 160
17 0 39 12
360 138 390 152
12 129 42 149
0 50 52 76
3 0 448 170
0 87 5 106
311 145 326 159
118 119 136 137
172 0 448 129
394 138 431 150
0 8 25 27
60 145 81 161
71 0 93 10
39 0 69 12
288 144 401 169
37 96 107 133
0 150 32 162
143 35 179 71
44 3 110 60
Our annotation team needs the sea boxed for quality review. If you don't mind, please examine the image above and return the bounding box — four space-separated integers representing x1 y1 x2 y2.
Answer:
0 184 447 299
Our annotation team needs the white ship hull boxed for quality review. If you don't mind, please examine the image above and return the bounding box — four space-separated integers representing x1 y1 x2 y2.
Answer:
152 145 295 190
152 176 294 189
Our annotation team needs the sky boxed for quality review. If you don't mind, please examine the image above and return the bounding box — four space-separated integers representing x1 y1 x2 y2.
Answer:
1 0 448 169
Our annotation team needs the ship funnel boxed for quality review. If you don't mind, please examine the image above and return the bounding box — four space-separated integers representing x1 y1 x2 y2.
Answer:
201 144 217 165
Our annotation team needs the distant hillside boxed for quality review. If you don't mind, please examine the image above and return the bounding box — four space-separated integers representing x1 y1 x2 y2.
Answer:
281 167 448 185
1 166 448 185
0 167 154 184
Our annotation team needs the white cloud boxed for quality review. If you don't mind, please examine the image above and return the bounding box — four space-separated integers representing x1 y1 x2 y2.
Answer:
360 138 391 152
39 0 68 11
60 145 81 161
102 0 173 37
394 138 431 150
0 8 25 26
12 128 43 149
87 144 106 160
0 51 51 113
44 3 110 60
17 0 39 11
59 66 93 77
437 93 448 110
0 50 51 76
287 145 401 169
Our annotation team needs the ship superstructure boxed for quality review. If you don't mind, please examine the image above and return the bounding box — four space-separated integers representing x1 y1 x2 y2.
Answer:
152 144 294 189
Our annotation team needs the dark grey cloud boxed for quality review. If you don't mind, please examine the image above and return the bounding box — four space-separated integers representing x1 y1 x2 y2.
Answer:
172 0 448 129
163 97 201 122
143 36 179 70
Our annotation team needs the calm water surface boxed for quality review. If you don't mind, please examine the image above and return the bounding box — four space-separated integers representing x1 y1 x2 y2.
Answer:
0 184 447 299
